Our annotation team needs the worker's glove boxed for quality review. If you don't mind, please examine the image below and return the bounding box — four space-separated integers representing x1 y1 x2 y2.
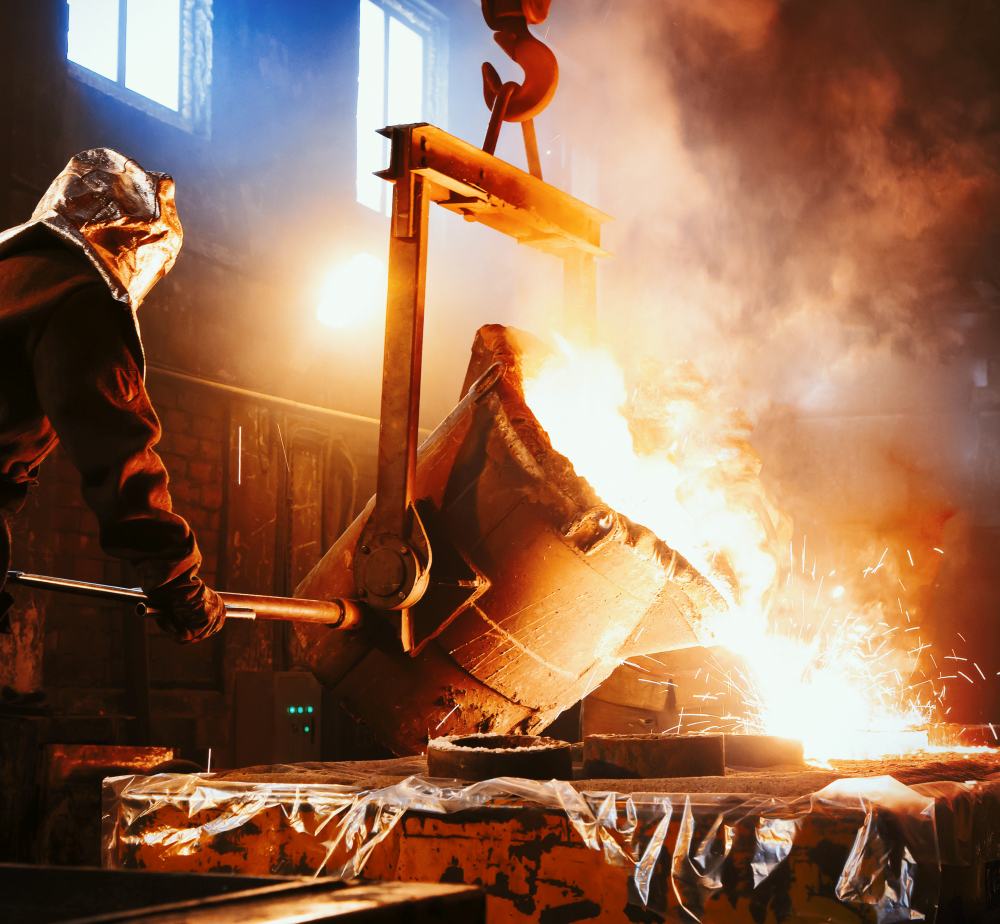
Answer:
149 569 226 643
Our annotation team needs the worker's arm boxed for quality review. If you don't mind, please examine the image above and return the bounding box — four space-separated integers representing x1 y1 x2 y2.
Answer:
32 285 224 642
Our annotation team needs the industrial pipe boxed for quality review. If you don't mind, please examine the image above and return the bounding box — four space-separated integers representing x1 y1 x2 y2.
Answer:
5 570 363 630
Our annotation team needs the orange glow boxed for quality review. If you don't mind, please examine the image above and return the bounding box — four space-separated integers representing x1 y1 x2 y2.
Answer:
316 252 386 330
522 338 946 762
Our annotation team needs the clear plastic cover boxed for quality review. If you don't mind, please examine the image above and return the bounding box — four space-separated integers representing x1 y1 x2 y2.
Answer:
103 767 999 921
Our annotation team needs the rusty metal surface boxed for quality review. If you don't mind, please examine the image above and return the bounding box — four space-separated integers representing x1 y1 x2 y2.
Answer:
357 160 431 631
295 326 725 755
102 766 1000 921
378 125 610 257
357 121 610 643
481 0 558 123
427 734 572 781
583 733 727 779
44 743 176 784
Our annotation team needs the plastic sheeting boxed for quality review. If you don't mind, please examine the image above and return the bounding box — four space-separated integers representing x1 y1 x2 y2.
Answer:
103 768 1000 923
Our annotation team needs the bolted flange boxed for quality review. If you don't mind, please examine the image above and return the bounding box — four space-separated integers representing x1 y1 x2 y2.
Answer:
354 523 430 611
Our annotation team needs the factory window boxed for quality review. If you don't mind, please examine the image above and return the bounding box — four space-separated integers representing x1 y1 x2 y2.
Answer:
66 0 212 134
356 0 448 214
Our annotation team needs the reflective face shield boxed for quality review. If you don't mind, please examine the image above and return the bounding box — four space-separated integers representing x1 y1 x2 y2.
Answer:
3 148 183 308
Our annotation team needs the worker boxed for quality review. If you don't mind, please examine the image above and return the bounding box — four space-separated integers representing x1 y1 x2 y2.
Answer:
0 148 224 643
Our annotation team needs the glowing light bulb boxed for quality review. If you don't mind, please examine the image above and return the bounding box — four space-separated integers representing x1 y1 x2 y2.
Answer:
316 252 386 329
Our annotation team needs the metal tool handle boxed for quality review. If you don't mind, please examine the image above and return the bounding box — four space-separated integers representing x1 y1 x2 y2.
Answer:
5 570 363 629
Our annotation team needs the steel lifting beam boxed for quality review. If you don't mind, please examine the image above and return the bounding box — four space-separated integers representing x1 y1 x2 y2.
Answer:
354 139 432 652
354 123 611 650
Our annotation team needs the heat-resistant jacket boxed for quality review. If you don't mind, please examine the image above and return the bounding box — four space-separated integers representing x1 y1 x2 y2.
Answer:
0 242 201 590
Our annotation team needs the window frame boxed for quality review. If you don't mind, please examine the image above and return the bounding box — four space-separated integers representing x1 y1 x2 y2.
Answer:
65 0 213 136
356 0 449 213
376 0 448 128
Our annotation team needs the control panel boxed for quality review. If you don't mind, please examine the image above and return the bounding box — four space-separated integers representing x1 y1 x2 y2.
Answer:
234 670 322 767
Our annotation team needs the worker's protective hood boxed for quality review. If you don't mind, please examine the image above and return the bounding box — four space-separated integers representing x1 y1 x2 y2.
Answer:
0 148 183 310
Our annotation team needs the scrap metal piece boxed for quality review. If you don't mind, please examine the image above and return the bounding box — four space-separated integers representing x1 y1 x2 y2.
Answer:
583 733 727 779
427 733 572 781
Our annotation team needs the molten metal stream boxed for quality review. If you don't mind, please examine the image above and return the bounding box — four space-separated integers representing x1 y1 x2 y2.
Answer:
522 338 956 762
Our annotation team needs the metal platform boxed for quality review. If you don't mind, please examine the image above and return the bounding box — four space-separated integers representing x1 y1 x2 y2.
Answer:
0 864 483 923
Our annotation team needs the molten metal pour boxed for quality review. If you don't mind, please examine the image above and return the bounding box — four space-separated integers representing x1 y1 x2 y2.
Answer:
294 325 727 755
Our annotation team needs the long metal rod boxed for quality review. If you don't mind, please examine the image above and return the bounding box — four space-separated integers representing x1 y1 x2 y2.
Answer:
5 571 363 629
372 171 430 539
521 118 542 179
146 365 387 430
483 82 517 156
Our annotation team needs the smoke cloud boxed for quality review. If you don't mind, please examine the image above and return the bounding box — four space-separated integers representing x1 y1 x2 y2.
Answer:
543 0 1000 718
555 0 1000 411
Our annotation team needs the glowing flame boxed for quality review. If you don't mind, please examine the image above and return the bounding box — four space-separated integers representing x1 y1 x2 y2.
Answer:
522 338 944 762
523 338 776 607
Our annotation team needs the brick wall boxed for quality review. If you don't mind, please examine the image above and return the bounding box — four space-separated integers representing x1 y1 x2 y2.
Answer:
0 370 376 765
151 376 228 590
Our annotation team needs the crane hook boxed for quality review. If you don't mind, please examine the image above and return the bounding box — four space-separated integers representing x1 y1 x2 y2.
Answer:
481 0 558 124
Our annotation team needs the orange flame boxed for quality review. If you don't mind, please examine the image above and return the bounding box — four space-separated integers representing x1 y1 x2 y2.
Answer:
522 338 944 762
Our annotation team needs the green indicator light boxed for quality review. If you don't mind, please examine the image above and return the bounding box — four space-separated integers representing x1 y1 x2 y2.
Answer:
307 706 314 714
287 706 294 714
297 706 304 714
303 725 311 733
